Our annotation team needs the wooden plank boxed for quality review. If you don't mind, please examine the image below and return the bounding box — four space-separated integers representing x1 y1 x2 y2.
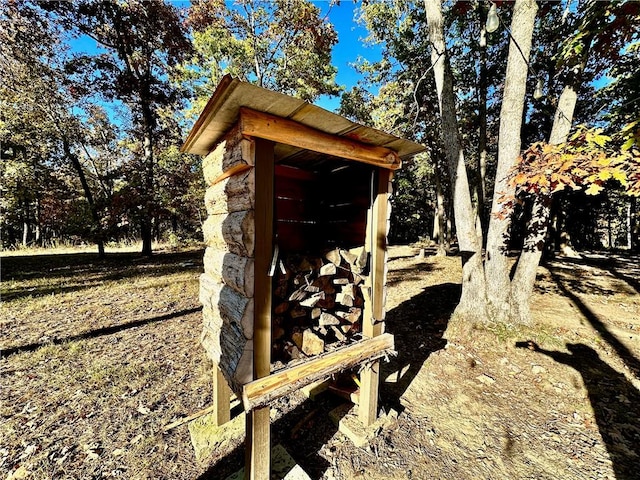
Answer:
214 365 231 426
242 333 395 411
275 164 318 181
360 169 392 427
248 137 274 480
239 107 401 170
246 407 270 480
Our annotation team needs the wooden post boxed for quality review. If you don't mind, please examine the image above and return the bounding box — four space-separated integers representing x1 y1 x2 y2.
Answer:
213 365 231 426
246 137 274 480
359 169 392 427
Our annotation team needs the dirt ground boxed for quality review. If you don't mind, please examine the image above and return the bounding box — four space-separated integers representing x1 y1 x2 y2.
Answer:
1 245 639 480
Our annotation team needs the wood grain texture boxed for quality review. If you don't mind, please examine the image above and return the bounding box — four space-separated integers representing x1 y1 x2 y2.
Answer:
242 333 395 410
360 169 392 427
202 124 255 185
240 107 401 170
204 167 255 214
204 249 255 298
202 210 255 257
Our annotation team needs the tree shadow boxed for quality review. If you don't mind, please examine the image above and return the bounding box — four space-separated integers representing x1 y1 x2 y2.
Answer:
1 250 203 302
552 253 640 295
386 259 440 288
380 282 457 411
548 267 640 379
195 392 345 480
516 341 640 480
0 307 201 357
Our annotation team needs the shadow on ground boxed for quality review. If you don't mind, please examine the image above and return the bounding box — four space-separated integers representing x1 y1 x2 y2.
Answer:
381 282 458 411
548 266 640 379
518 341 640 480
195 392 345 480
0 307 201 357
0 249 203 302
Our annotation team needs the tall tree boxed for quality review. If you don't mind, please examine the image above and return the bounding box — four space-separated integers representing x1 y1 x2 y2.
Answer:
424 0 489 321
42 0 193 256
483 0 539 322
1 1 109 253
348 0 451 253
509 0 640 323
184 0 341 114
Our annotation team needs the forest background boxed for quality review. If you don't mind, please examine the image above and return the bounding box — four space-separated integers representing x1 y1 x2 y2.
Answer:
1 0 639 326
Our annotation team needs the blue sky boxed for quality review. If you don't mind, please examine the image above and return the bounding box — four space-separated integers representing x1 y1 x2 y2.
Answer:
315 1 382 111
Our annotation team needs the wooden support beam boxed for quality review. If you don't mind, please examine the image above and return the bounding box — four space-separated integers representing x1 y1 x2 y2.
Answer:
213 365 231 426
239 107 401 170
360 169 392 427
246 137 274 480
242 333 395 411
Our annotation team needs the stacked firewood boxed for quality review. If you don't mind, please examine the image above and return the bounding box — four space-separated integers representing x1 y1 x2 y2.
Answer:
272 247 369 364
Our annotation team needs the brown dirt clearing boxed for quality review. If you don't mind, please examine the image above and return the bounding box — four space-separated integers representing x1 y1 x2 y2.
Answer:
1 246 639 479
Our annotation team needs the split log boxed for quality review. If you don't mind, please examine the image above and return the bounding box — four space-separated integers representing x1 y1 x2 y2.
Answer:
336 283 355 307
300 292 324 307
318 312 340 326
202 125 255 186
336 307 362 324
325 248 342 265
204 249 255 297
200 273 254 339
347 246 369 273
301 329 325 356
242 333 395 410
319 263 337 276
200 325 222 364
204 168 255 214
202 210 255 257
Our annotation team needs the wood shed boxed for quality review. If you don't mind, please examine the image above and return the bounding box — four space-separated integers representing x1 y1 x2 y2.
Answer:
181 74 425 478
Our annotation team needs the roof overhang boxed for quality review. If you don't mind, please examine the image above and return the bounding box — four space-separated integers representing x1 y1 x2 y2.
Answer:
181 75 426 168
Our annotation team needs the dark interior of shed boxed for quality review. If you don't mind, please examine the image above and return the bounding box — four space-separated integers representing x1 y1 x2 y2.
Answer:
273 145 378 254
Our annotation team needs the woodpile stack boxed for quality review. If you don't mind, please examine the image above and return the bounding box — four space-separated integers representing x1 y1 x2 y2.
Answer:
272 246 369 365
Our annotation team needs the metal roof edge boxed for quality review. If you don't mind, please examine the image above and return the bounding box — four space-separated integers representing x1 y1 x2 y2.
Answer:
180 74 238 154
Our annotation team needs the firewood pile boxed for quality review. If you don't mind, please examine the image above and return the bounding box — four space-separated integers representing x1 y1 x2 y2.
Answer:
272 247 369 365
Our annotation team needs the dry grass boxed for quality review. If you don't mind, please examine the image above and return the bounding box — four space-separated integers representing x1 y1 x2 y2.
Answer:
1 245 212 480
2 245 639 480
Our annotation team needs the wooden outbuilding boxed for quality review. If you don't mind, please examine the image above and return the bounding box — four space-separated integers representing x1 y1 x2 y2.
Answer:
181 74 425 479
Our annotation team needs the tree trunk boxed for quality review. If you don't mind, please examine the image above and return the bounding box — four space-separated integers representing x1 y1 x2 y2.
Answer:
510 85 578 323
35 197 42 246
424 0 487 321
509 194 552 324
63 138 105 257
484 0 538 322
21 197 29 247
434 165 447 256
627 198 636 251
140 98 155 257
477 4 488 238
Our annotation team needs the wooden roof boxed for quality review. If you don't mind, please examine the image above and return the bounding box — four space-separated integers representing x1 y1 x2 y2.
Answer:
181 75 426 170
